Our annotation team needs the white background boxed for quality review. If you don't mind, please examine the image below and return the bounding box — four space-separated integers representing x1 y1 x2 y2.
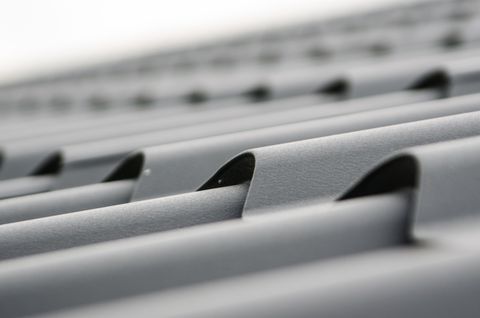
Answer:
0 0 413 83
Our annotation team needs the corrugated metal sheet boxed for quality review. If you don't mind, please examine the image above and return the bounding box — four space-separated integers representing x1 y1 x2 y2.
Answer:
0 0 480 317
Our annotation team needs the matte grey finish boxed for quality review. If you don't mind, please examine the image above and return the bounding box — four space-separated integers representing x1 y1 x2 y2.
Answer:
0 175 56 199
0 180 135 224
47 89 437 189
113 93 480 200
0 94 325 179
33 134 480 318
0 191 411 317
322 54 480 98
1 100 480 227
254 52 451 99
0 184 248 260
0 96 478 225
201 110 480 216
185 252 480 318
66 246 479 318
3 127 480 316
3 52 480 182
1 1 480 317
344 135 480 227
0 99 201 142
1 52 436 140
155 194 480 318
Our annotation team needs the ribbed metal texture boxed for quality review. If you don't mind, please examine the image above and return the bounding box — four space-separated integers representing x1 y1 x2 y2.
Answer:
0 0 480 317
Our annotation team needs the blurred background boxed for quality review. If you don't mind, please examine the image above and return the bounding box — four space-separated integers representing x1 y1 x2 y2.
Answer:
0 0 411 83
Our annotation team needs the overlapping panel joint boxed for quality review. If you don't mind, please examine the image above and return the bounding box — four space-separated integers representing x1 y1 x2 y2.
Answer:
0 0 480 317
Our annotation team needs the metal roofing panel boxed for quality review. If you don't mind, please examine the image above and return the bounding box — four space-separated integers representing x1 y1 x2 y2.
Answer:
0 0 480 317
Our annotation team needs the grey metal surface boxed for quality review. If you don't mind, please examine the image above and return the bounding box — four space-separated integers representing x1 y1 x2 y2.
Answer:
1 0 480 317
1 129 480 317
0 175 56 199
20 133 480 318
0 183 249 260
0 191 411 317
113 93 480 200
0 98 477 226
45 88 437 189
201 111 480 215
0 95 477 250
3 52 480 182
62 245 478 318
0 180 135 224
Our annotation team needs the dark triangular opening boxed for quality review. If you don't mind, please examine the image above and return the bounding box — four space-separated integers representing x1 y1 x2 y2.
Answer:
199 153 255 190
318 78 349 98
340 156 418 200
105 153 145 182
32 153 63 176
409 69 449 98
